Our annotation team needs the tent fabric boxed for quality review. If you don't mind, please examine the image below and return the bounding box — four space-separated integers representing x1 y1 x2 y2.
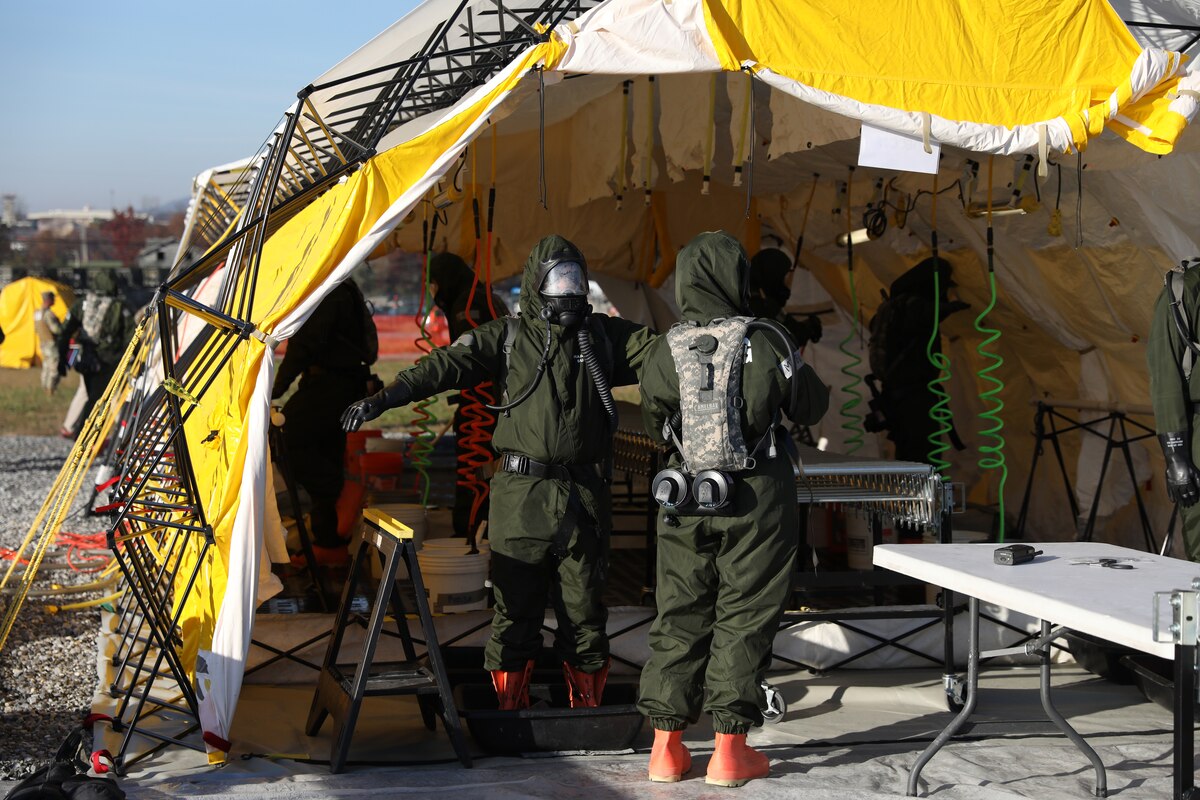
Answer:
190 45 556 758
556 0 1196 155
141 0 1200 756
0 277 73 369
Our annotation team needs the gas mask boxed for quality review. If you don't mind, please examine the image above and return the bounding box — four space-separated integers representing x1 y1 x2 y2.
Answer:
538 254 590 329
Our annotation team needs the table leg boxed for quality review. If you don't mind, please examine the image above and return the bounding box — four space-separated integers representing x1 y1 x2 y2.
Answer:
907 596 980 796
1037 621 1106 797
1173 643 1196 800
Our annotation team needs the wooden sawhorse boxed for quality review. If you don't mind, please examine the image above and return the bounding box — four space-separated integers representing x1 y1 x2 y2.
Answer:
305 507 472 772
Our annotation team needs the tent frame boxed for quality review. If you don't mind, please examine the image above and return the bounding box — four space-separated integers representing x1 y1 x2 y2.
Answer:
103 0 603 766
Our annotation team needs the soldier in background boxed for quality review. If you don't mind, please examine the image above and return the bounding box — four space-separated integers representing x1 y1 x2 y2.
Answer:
34 291 63 395
59 272 134 434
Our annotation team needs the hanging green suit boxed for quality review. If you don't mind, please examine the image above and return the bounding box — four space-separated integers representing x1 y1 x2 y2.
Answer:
1149 264 1200 561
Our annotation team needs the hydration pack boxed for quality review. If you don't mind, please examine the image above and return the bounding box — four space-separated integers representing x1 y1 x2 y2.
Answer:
654 317 798 513
665 316 757 472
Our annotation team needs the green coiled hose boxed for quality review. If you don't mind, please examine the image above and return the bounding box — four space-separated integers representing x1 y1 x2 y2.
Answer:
924 265 954 475
974 157 1007 540
925 175 954 475
407 214 440 505
838 170 865 454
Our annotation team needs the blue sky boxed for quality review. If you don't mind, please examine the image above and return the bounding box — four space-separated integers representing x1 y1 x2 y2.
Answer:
0 2 420 213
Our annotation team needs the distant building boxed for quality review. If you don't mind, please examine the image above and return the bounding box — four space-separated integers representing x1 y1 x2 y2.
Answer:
135 238 183 286
1 194 21 227
26 207 116 237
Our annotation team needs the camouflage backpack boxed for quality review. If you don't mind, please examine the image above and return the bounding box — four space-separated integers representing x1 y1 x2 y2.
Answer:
665 317 758 472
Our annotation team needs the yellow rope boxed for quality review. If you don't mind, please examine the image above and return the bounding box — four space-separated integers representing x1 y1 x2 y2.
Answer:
0 318 148 654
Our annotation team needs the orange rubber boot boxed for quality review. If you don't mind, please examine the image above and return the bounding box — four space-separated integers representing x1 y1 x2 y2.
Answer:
490 660 534 710
705 732 770 787
562 659 609 708
648 729 692 782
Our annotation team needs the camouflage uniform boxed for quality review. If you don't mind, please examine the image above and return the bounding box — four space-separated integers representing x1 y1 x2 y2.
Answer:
34 302 63 393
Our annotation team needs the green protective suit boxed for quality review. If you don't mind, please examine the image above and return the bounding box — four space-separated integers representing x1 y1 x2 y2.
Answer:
388 235 655 672
636 231 830 734
1148 265 1200 561
273 280 373 548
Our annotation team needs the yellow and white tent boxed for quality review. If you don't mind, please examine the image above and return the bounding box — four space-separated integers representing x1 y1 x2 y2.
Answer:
101 0 1200 757
0 276 73 369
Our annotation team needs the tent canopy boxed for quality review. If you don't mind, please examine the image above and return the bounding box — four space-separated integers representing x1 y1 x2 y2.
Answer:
114 0 1200 758
0 277 73 369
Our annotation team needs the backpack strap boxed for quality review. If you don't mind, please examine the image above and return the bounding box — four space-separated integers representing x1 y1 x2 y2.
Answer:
1167 270 1200 379
500 316 521 406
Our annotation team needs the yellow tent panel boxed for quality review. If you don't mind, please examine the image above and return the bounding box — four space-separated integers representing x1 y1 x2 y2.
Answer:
0 277 74 369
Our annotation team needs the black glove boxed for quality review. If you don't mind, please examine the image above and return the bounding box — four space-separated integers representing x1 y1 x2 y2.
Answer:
1159 431 1200 507
340 381 412 432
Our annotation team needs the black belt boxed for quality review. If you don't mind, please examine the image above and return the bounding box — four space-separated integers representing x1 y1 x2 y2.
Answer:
499 453 601 482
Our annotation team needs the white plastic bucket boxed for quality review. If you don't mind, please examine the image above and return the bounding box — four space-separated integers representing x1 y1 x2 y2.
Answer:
846 514 873 571
368 503 428 547
420 538 490 555
416 549 491 613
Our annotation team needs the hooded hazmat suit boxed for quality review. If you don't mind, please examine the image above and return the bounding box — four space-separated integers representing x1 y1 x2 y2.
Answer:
1149 264 1200 561
636 231 829 735
272 279 374 549
354 235 655 673
427 253 506 540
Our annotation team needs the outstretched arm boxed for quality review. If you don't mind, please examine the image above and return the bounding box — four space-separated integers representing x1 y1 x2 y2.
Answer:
341 321 504 431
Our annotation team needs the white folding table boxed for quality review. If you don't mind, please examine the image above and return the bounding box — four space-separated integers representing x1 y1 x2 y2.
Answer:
875 542 1200 799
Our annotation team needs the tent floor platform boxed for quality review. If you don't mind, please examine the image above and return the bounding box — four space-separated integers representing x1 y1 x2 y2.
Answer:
90 660 1190 799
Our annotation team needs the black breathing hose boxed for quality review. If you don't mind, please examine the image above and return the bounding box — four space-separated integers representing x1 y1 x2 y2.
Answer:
578 327 618 431
485 311 554 412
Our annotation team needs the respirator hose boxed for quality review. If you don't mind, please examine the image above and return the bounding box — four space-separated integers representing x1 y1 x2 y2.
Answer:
578 327 618 431
485 315 553 412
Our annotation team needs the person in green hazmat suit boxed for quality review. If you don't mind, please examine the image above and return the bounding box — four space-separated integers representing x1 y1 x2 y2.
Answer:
1149 262 1200 561
637 231 829 787
342 234 655 709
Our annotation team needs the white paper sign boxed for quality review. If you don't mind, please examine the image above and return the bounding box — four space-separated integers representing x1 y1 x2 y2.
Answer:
858 122 940 174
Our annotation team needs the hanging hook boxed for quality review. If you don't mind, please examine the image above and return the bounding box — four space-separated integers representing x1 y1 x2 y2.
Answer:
538 66 547 210
744 67 756 219
1075 150 1084 248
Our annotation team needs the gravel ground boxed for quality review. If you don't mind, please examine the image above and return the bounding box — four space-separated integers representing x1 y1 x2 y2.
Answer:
0 435 105 782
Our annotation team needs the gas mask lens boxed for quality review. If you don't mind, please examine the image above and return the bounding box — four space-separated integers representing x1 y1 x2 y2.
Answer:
540 261 587 297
